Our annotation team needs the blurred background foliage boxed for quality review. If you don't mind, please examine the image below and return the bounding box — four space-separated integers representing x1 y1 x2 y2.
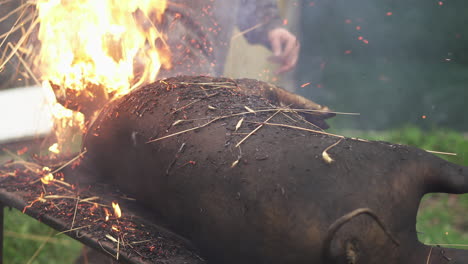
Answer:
3 208 82 264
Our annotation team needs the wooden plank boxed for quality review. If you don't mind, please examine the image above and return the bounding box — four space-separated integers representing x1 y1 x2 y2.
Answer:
0 86 53 144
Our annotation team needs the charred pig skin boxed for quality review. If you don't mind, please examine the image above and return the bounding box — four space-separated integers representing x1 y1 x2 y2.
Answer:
78 76 468 264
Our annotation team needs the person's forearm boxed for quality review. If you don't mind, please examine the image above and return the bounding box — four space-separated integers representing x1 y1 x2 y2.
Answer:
236 0 283 48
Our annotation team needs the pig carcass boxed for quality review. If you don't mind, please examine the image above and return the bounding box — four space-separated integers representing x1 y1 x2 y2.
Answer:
77 76 468 264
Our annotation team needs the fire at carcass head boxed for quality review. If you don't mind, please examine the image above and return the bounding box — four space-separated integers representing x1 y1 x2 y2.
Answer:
31 0 171 155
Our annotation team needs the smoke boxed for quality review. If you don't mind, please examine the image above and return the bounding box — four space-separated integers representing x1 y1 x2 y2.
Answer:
297 0 468 130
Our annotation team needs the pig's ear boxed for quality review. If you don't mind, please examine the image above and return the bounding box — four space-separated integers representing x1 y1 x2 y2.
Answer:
322 208 400 263
235 79 335 129
323 237 361 264
265 86 336 129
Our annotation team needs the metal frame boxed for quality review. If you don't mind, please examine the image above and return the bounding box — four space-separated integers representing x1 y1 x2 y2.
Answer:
0 188 203 264
0 140 203 264
0 201 4 264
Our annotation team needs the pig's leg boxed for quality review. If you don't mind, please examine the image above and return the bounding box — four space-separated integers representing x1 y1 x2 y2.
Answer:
427 160 468 195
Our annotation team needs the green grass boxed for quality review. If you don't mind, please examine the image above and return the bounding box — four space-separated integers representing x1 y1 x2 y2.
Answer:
417 194 468 249
333 125 468 249
338 125 468 166
3 208 82 264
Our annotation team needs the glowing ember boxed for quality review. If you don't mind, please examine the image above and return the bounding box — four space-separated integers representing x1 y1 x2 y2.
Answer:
41 167 54 184
48 143 60 154
32 0 170 153
103 207 111 221
41 173 54 184
16 147 29 155
90 203 99 215
112 202 122 218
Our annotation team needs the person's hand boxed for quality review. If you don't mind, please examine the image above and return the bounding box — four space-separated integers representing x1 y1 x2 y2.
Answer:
268 28 300 74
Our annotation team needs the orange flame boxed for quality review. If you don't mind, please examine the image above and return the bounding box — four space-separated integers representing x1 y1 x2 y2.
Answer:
42 81 85 154
103 207 111 221
33 0 170 152
48 143 60 154
112 202 122 218
34 0 169 94
41 167 54 184
90 202 99 215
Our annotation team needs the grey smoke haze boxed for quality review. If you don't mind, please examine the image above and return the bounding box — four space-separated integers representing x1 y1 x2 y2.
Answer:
297 0 468 130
